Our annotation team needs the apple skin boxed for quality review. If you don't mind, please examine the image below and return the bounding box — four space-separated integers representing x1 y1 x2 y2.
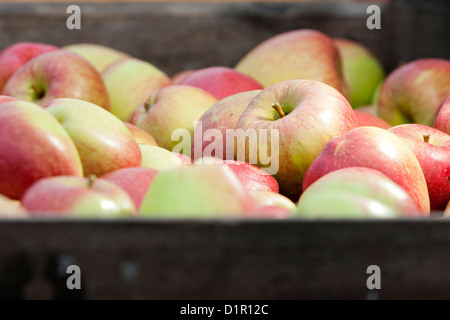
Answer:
172 70 195 85
333 38 385 108
249 190 296 211
236 79 357 199
102 58 171 122
235 29 348 97
46 98 142 177
179 66 264 100
0 95 18 104
192 90 261 160
0 42 58 92
2 50 110 110
0 195 28 218
377 58 450 126
133 85 218 153
434 96 450 135
140 164 255 217
63 44 129 72
445 202 450 215
101 167 159 211
224 160 279 193
295 167 421 219
0 100 83 199
253 206 293 219
303 126 430 215
354 110 391 129
389 124 450 211
22 176 136 217
124 122 158 147
139 145 184 171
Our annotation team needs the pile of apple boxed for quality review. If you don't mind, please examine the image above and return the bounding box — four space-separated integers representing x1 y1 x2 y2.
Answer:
0 29 448 219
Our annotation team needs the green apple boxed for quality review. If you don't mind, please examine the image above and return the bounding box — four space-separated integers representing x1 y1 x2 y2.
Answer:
249 190 296 211
102 57 171 122
133 85 218 153
140 164 255 217
0 195 27 218
46 98 142 177
139 145 184 171
63 44 129 72
296 167 421 218
333 38 385 108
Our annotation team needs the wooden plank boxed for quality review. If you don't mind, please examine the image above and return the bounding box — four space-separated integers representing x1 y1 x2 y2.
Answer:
0 2 391 76
0 219 449 300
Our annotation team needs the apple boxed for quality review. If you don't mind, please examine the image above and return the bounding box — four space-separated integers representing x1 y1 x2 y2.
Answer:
46 98 142 177
0 95 18 104
354 110 391 129
224 160 279 193
172 70 195 85
434 95 450 135
235 29 348 97
139 145 184 171
102 167 159 211
175 152 193 164
252 206 292 219
333 38 385 108
102 57 171 122
192 90 261 160
124 122 159 147
355 104 376 115
0 100 83 199
2 50 110 110
296 167 421 218
178 66 264 100
140 164 255 217
0 195 27 218
0 42 58 92
445 202 450 215
236 79 357 199
133 85 217 153
389 124 450 211
377 58 450 126
63 43 129 72
22 176 136 217
249 190 296 211
303 126 430 215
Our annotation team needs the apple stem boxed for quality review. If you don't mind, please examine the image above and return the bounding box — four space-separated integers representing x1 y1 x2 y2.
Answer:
423 134 430 144
31 84 45 100
87 174 97 188
272 102 286 118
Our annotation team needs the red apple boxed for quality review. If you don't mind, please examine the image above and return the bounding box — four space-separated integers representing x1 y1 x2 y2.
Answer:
377 58 450 126
354 110 391 129
0 100 83 199
2 50 110 110
224 160 279 193
171 70 195 85
235 29 348 97
389 124 450 211
102 167 159 211
192 90 261 160
434 95 450 135
236 79 357 199
0 42 58 92
303 126 430 214
179 66 264 100
22 176 136 217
